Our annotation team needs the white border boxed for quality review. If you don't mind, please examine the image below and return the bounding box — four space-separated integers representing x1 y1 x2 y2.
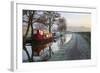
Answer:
11 1 97 71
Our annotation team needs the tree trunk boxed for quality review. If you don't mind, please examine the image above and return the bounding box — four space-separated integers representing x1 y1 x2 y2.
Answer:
29 11 35 61
23 11 35 62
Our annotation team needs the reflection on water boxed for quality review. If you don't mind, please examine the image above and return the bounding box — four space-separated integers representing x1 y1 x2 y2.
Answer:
23 34 72 62
59 35 66 47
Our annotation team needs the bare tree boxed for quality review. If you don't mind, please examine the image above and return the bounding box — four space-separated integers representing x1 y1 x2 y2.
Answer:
58 17 67 33
44 11 61 32
23 10 35 62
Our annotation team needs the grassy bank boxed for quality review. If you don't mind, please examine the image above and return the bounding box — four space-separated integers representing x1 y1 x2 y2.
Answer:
76 32 91 47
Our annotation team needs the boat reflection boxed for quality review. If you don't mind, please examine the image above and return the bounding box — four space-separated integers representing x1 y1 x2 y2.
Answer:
32 42 52 56
23 33 72 62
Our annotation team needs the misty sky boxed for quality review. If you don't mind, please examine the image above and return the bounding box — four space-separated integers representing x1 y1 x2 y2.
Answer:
59 12 91 28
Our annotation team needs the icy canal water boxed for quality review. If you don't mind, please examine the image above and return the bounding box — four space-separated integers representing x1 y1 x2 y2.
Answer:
23 34 72 61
